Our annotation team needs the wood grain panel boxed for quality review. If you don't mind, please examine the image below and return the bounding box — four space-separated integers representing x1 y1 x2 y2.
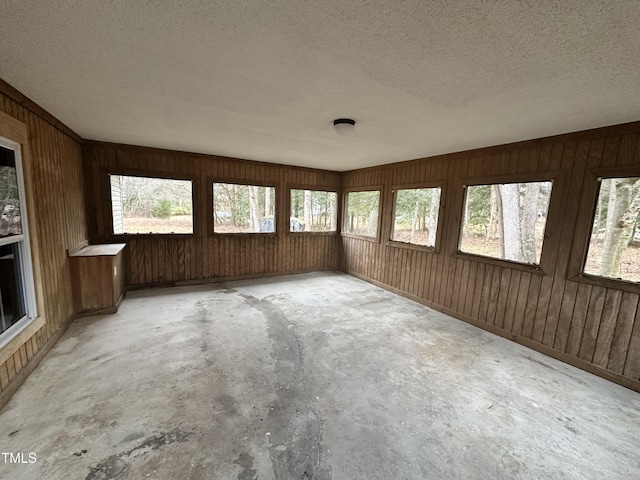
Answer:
0 86 87 402
84 142 342 286
607 292 638 374
342 121 640 392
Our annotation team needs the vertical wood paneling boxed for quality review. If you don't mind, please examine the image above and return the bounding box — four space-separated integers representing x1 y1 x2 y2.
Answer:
512 272 531 336
0 90 88 397
342 123 640 391
623 307 640 380
85 142 342 286
592 290 623 368
565 283 592 356
607 292 638 373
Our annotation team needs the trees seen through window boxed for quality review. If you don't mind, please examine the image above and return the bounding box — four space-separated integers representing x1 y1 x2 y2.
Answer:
110 175 193 234
290 189 337 232
459 181 552 265
345 190 380 238
213 183 276 233
392 187 441 247
584 177 640 282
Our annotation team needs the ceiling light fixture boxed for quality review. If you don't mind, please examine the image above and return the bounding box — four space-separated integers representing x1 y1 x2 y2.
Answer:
333 118 356 135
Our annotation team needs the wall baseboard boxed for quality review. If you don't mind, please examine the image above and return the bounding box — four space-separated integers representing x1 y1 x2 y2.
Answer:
343 268 640 394
125 267 338 291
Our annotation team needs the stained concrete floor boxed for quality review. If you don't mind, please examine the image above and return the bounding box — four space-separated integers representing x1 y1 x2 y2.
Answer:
1 272 640 479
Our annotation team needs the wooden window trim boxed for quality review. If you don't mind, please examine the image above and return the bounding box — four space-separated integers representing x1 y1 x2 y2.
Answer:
571 273 640 294
453 171 563 274
209 178 279 237
387 181 445 253
341 186 384 242
287 184 340 236
461 171 561 187
567 165 640 292
451 251 546 275
104 169 199 238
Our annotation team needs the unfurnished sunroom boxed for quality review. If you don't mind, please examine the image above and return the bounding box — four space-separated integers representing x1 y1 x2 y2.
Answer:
1 1 640 479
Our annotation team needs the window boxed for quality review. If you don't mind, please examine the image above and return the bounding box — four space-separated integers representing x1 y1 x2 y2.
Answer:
213 183 276 233
110 175 193 234
391 186 441 247
459 181 553 265
583 176 640 282
0 139 36 339
290 189 337 232
344 190 380 238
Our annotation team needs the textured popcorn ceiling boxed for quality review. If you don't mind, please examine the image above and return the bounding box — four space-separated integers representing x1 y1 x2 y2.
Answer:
1 1 639 171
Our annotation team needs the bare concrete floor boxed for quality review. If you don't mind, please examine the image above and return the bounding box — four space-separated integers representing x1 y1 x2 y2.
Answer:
1 271 639 479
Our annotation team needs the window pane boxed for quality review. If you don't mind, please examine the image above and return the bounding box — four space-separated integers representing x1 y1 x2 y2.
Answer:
459 181 552 265
584 177 640 282
213 183 276 233
110 175 193 234
0 146 23 238
0 242 26 334
345 190 380 237
392 187 441 246
290 189 337 232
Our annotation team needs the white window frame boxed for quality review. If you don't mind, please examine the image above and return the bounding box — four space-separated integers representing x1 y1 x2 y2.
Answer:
0 135 38 349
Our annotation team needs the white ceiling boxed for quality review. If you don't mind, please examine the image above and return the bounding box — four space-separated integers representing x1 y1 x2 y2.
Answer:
1 1 639 171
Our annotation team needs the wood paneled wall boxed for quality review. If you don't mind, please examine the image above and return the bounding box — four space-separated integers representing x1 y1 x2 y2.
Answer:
2 76 639 402
342 122 640 392
83 142 342 286
0 83 88 404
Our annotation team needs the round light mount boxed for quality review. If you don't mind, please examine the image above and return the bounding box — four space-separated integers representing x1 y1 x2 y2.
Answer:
333 118 356 135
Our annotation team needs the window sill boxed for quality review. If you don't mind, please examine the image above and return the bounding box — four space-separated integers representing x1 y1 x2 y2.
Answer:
0 315 45 366
341 233 380 243
288 231 338 236
112 233 194 238
570 273 640 293
451 251 546 275
386 240 437 253
211 232 278 237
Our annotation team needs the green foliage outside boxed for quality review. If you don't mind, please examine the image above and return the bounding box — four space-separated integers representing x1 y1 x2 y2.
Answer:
464 185 492 235
347 191 380 236
118 175 193 218
171 204 191 216
152 199 173 219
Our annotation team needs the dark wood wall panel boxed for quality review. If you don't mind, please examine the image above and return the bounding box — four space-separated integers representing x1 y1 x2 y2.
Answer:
0 90 87 400
84 143 342 286
342 123 640 392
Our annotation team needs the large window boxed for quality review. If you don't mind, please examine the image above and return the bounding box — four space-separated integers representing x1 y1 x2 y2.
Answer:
344 190 380 238
213 183 276 233
391 186 441 247
584 176 640 282
459 181 553 265
290 189 337 232
0 139 36 339
110 175 193 234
